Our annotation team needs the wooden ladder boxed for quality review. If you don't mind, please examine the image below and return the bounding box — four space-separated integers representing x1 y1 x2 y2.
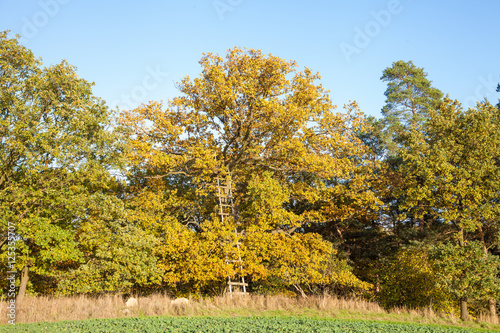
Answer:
215 173 248 296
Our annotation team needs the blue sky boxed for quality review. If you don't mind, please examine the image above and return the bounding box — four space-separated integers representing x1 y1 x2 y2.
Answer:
1 0 499 118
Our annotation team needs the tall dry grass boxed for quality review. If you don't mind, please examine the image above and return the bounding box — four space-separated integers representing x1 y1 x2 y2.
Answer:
1 293 498 330
0 294 379 324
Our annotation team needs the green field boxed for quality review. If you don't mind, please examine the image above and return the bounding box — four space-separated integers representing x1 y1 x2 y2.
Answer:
1 317 498 333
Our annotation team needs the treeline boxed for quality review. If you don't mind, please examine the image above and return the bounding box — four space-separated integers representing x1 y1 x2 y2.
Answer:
1 31 499 321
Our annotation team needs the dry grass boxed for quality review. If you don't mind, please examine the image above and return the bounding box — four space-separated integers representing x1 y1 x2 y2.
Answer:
1 293 499 331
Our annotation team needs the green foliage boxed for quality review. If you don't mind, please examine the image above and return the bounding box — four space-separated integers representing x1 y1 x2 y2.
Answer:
496 82 500 110
0 31 133 295
397 99 500 234
0 316 490 333
430 241 500 302
378 245 454 312
57 192 162 295
381 60 443 133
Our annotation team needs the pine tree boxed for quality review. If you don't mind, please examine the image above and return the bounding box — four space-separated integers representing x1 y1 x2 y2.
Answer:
381 60 443 151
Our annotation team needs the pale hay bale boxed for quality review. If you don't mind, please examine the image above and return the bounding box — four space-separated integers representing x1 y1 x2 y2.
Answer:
125 297 138 307
170 297 189 306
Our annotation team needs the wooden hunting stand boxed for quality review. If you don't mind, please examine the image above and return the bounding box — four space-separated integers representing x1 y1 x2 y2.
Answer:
215 173 248 296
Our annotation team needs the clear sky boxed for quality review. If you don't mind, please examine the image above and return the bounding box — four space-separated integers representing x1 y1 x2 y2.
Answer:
1 0 499 118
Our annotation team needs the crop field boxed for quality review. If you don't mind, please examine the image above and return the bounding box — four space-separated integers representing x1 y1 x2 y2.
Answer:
1 317 497 333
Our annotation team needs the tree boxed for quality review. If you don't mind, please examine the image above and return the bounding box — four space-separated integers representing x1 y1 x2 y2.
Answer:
381 60 443 149
398 99 500 239
241 172 371 296
430 241 500 321
344 62 445 291
379 241 500 320
119 47 377 294
378 244 453 311
373 61 445 240
0 31 124 298
377 61 500 319
496 83 500 110
120 47 373 181
57 190 162 295
395 98 500 320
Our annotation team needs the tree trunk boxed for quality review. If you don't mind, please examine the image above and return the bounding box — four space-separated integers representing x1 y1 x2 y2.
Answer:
490 299 498 324
459 227 465 247
478 225 487 252
460 297 468 321
0 235 7 249
418 204 425 230
478 226 497 323
16 265 29 304
293 284 307 298
457 227 468 321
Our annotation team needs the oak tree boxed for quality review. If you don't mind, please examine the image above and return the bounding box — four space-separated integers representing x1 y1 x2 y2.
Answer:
119 47 377 294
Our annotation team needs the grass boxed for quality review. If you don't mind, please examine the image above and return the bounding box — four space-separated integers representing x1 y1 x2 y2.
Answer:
1 294 499 332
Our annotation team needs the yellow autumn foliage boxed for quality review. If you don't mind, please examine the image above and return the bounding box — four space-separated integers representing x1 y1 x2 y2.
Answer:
119 47 378 295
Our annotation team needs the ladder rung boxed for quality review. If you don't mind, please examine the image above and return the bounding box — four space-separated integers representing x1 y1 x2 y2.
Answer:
228 282 248 286
226 259 241 263
224 241 241 245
